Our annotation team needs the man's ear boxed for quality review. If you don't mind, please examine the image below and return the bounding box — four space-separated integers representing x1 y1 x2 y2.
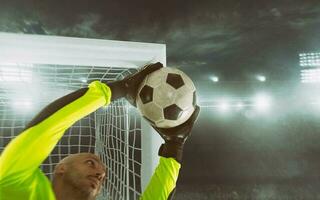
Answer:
55 163 66 175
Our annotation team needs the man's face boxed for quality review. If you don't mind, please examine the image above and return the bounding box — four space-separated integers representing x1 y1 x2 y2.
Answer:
62 153 107 197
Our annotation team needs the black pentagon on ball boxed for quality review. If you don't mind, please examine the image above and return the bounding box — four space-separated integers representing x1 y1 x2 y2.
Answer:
139 85 153 104
164 104 183 120
166 73 184 89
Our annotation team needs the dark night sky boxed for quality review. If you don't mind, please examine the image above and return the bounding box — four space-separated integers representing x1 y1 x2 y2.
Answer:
1 0 320 191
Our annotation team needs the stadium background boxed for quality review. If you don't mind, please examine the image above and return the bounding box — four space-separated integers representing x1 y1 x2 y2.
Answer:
1 0 320 199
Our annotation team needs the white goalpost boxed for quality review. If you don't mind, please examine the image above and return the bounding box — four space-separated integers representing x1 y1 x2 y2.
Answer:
0 32 164 200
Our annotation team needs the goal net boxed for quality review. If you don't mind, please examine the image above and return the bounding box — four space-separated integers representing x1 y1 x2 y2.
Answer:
0 33 164 200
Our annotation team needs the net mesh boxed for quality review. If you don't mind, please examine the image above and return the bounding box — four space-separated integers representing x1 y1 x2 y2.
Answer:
0 63 142 200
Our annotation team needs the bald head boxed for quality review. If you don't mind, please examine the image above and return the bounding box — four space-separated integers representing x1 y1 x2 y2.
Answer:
53 153 107 200
57 153 105 167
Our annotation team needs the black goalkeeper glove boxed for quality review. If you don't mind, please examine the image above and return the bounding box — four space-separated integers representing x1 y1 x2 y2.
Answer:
152 105 200 163
107 62 163 105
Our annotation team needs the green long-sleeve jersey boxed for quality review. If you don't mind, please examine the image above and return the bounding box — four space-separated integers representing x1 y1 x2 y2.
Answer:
0 81 180 200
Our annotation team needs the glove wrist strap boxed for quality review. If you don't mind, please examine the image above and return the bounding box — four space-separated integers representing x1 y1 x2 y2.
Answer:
106 80 126 101
158 142 184 163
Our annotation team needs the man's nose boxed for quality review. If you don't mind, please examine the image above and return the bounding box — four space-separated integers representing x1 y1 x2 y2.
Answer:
95 168 106 180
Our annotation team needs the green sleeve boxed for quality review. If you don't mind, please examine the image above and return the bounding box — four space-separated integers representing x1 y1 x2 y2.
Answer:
0 81 111 199
140 156 181 200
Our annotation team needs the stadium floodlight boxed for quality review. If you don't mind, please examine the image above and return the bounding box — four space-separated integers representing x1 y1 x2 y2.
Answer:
210 76 219 82
301 68 320 83
256 75 266 82
299 52 320 67
253 93 272 112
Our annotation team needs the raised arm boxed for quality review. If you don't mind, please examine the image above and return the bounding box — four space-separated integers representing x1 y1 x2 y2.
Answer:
0 81 112 184
140 106 200 200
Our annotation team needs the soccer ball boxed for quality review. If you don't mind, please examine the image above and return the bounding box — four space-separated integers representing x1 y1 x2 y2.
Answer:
136 67 196 128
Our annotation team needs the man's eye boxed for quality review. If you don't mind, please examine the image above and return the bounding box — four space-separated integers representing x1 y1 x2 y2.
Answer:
87 160 94 165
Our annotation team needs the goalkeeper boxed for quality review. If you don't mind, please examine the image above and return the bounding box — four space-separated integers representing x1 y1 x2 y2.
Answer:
0 62 200 200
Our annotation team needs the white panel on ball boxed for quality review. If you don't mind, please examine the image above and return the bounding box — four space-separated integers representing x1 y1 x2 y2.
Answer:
153 84 177 107
145 69 166 88
175 86 195 110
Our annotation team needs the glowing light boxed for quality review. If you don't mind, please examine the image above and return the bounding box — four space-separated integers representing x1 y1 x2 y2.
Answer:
236 102 244 109
210 76 219 82
254 94 272 112
12 99 33 112
0 63 33 82
0 69 32 82
218 101 230 112
256 75 266 82
81 78 87 83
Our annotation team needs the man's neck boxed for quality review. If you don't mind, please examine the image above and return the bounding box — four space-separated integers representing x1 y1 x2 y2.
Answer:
53 181 95 200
